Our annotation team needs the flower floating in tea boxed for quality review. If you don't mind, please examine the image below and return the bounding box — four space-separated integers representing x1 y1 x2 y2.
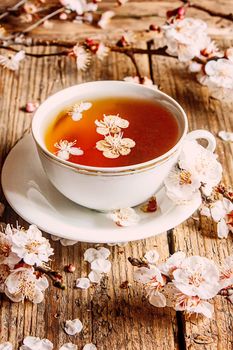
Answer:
54 140 84 160
68 101 92 121
95 113 135 159
95 114 129 135
96 133 135 159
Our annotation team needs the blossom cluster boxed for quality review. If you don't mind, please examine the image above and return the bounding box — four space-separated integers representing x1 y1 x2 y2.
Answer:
133 250 233 318
0 224 53 303
163 139 222 204
95 114 135 159
0 336 96 350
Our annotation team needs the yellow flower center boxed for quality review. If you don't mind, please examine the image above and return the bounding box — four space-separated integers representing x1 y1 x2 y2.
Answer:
179 170 192 185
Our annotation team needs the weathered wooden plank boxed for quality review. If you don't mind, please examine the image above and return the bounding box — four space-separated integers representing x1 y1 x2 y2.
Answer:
0 45 178 349
151 40 233 350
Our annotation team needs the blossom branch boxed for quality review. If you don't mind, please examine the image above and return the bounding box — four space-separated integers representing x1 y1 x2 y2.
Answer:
35 265 65 290
216 184 233 202
124 50 142 80
129 250 233 318
0 41 210 65
7 7 65 40
0 0 27 20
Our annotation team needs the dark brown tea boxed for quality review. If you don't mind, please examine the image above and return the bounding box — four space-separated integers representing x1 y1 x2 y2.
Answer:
45 97 181 167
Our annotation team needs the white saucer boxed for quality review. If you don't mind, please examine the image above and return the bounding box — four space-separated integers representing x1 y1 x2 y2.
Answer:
1 135 201 243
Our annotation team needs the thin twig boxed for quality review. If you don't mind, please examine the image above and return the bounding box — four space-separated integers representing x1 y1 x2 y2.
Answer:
181 0 233 22
0 45 68 57
7 7 65 40
124 50 142 79
0 0 27 20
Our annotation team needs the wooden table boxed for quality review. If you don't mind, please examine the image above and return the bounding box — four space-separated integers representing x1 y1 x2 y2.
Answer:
0 1 232 349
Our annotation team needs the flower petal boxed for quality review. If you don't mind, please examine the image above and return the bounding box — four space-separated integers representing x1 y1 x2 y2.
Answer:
76 277 91 289
64 319 83 335
91 258 111 273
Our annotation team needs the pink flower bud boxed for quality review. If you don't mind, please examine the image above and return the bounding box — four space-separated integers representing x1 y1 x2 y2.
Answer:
59 12 68 20
65 264 76 273
25 102 39 113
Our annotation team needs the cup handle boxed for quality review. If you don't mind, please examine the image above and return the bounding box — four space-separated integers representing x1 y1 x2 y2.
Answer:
185 129 216 153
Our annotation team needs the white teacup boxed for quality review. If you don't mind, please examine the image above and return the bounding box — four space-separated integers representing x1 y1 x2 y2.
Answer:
32 81 216 211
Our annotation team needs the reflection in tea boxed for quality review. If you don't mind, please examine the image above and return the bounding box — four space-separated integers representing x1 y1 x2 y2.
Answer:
45 97 180 167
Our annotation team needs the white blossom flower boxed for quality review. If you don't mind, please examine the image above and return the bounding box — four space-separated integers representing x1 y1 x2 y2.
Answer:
54 140 84 161
175 293 214 318
5 267 49 303
20 13 33 23
162 18 210 62
0 226 21 267
179 140 222 194
164 166 201 204
0 264 10 292
76 277 91 289
144 250 159 265
198 58 233 89
96 43 110 60
218 130 233 142
84 247 110 263
91 258 111 273
72 44 91 71
219 255 233 290
134 266 167 307
96 133 135 159
95 114 129 135
172 256 220 299
20 336 53 350
0 342 13 350
60 344 77 350
0 50 25 71
108 207 140 227
201 198 233 238
10 225 53 266
60 0 96 15
64 319 83 335
83 344 97 350
158 251 186 278
88 270 102 283
68 101 92 121
23 2 38 14
98 11 115 29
